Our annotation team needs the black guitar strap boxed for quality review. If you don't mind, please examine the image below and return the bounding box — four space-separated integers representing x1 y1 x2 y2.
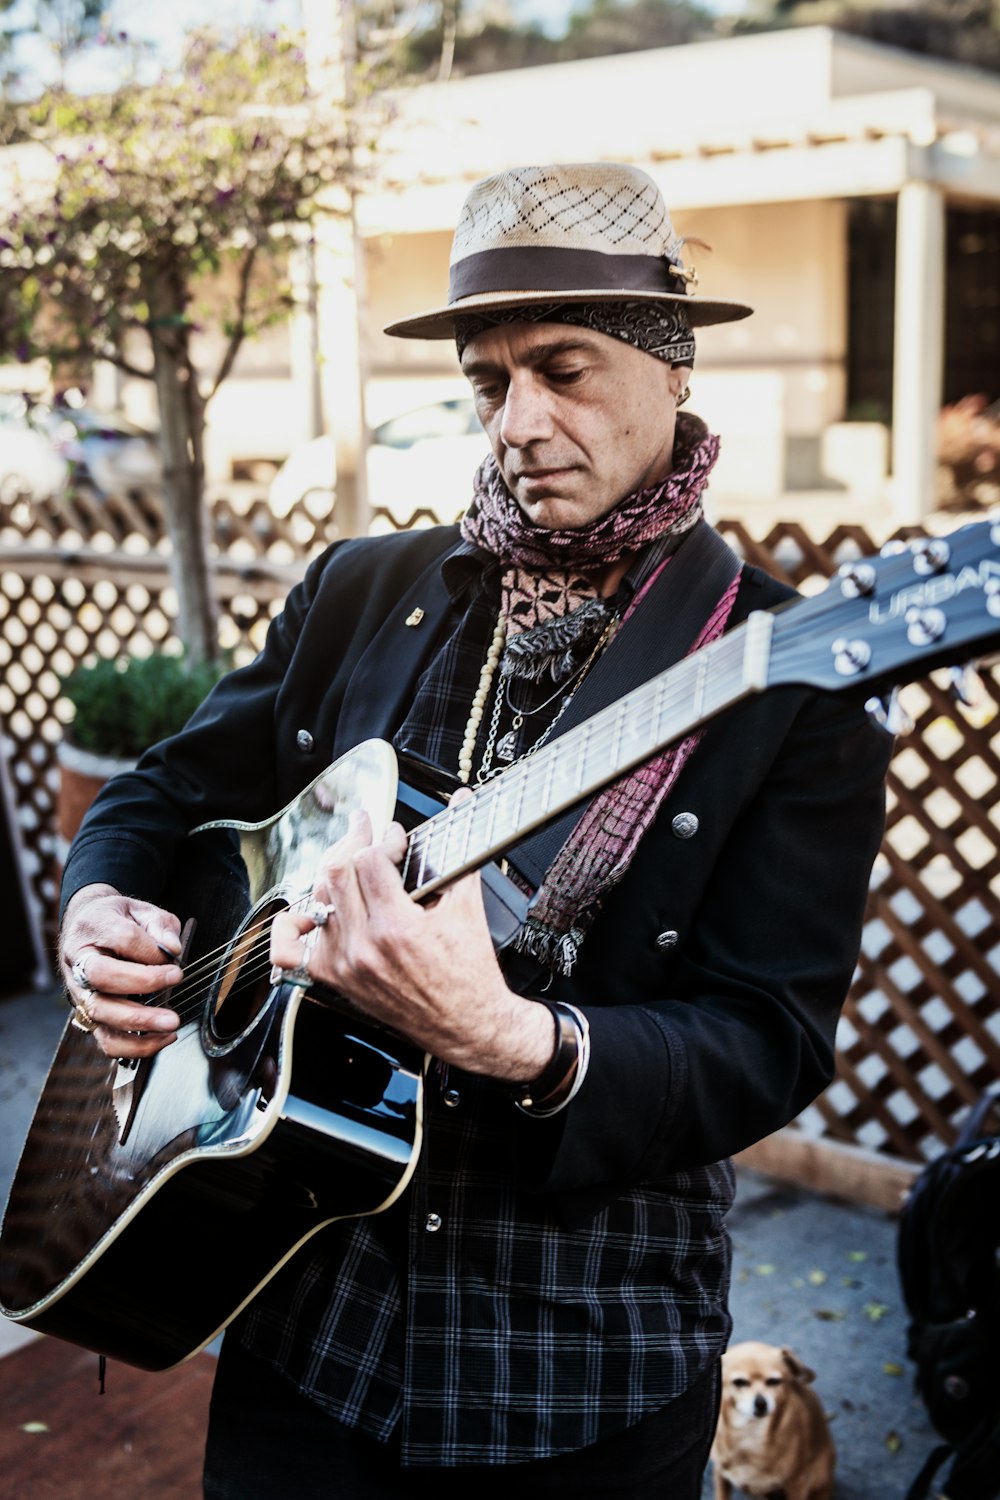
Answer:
508 520 743 893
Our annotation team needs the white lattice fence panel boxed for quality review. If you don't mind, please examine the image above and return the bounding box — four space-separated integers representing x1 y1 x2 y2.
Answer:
1 496 997 1166
0 552 296 948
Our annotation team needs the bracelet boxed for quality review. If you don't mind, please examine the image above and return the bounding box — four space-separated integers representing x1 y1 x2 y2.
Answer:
514 1001 591 1118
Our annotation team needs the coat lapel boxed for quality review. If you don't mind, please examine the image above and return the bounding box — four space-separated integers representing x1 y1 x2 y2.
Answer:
331 542 460 757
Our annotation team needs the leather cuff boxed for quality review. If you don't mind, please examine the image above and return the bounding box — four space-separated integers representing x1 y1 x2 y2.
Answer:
514 1001 591 1118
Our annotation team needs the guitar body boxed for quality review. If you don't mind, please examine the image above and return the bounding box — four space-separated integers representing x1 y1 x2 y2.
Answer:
0 741 426 1370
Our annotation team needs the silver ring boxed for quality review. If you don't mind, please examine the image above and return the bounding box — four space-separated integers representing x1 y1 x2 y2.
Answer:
306 900 335 928
71 956 94 994
270 926 321 990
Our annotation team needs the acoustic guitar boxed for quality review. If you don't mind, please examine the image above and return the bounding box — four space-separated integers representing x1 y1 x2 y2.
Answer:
2 520 999 1370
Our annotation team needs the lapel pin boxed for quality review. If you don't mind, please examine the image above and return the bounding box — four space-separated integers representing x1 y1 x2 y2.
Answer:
405 608 425 627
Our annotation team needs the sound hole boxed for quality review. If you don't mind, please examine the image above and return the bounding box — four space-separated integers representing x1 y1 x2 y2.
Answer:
211 899 287 1044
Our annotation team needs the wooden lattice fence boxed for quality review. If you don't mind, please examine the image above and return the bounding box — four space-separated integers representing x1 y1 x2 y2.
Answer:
1 488 997 1171
719 519 1000 1170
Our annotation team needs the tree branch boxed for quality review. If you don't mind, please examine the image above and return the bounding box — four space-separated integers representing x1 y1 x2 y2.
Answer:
95 348 155 381
208 242 259 400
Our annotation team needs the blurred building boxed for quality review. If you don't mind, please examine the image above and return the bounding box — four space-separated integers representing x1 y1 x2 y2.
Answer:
335 24 1000 527
6 25 999 528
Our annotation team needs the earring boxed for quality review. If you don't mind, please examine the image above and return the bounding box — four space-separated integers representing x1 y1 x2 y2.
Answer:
677 385 691 407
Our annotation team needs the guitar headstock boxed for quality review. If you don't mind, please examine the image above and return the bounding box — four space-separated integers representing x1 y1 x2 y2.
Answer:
767 519 1000 696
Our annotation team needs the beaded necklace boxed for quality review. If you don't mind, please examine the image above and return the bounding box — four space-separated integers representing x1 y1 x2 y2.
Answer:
457 612 507 784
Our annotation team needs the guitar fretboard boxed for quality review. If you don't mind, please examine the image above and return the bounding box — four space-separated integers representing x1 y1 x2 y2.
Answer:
400 610 773 899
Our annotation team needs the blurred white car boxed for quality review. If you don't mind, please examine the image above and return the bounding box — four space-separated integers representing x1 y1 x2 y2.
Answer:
0 394 68 502
269 398 490 522
0 394 161 504
36 405 162 500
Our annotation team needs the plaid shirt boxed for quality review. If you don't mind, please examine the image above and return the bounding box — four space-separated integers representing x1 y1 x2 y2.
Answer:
238 539 735 1466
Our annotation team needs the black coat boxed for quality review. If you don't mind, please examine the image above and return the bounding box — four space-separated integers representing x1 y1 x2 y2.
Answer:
63 524 892 1220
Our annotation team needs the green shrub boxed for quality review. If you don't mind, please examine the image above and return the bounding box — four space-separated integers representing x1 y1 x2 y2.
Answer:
61 652 226 760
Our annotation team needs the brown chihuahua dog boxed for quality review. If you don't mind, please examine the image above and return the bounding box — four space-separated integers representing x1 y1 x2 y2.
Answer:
710 1341 836 1500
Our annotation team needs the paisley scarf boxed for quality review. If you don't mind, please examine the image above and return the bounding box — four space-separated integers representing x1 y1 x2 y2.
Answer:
460 412 741 973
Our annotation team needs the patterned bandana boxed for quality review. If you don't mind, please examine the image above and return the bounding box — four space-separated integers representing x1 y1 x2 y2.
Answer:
461 411 719 666
460 411 739 973
455 299 696 367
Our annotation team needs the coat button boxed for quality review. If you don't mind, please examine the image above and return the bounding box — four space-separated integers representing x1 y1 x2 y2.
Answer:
442 1088 461 1108
296 729 314 753
425 1212 443 1233
656 930 679 951
671 812 699 839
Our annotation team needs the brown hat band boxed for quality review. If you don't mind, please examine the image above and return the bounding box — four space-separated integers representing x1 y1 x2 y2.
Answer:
448 245 690 303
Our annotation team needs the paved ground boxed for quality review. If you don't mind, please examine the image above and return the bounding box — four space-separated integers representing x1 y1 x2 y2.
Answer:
0 983 939 1497
707 1169 937 1498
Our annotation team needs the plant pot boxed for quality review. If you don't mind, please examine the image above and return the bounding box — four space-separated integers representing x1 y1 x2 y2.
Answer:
55 739 137 863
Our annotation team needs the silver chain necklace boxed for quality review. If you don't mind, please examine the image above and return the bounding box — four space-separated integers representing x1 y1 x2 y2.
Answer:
474 618 616 785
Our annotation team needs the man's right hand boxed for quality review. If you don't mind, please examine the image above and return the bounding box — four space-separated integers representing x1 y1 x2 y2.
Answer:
59 884 184 1057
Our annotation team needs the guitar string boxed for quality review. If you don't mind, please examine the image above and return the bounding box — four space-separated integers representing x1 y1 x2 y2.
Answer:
401 625 750 880
400 590 872 882
115 890 320 1028
116 630 749 1024
107 605 848 1030
132 629 755 1027
115 626 742 1013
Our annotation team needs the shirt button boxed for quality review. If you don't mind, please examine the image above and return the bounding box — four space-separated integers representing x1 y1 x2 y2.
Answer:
296 729 314 753
425 1212 443 1233
442 1088 461 1108
671 812 699 839
656 930 679 951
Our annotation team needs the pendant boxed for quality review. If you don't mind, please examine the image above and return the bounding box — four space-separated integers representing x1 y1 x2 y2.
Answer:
496 712 524 764
496 730 519 762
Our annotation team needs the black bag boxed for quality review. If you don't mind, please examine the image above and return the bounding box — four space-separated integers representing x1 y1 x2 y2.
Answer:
897 1086 1000 1500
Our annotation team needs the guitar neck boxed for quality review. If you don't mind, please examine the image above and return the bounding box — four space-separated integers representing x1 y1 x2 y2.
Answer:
401 610 773 899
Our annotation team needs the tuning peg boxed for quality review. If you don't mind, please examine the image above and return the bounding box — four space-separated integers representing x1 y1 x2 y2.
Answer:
949 664 984 709
910 538 951 575
905 606 946 646
837 562 877 598
865 688 915 736
832 636 873 676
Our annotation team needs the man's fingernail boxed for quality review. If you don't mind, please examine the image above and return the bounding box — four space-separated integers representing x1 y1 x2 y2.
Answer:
154 1013 178 1030
157 936 181 957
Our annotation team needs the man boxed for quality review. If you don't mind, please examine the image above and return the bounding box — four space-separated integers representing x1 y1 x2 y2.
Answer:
58 163 892 1498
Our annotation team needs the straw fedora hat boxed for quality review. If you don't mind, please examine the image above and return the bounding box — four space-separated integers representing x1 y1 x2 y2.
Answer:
385 162 753 340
